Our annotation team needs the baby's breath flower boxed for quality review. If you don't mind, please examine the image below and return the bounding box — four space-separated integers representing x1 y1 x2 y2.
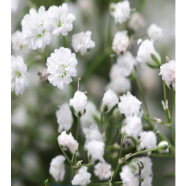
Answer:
147 24 163 41
129 12 145 31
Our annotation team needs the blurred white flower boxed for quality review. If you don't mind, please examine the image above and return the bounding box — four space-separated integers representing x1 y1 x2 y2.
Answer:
12 105 27 127
56 103 73 133
77 0 95 14
138 65 160 91
49 155 65 182
111 0 131 24
94 162 112 180
69 90 88 116
81 101 99 128
11 0 19 12
159 60 175 90
85 140 105 163
47 47 78 89
48 3 75 36
11 56 30 95
72 166 91 186
101 89 118 112
129 12 145 31
11 30 27 53
21 6 52 50
118 91 142 117
107 64 131 94
117 51 137 77
58 131 79 153
112 31 129 55
147 24 162 41
140 131 157 151
121 116 143 138
83 124 104 145
72 31 95 55
136 39 160 65
120 165 139 186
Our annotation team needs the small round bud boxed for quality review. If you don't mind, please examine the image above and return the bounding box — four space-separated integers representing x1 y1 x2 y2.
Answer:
158 141 169 154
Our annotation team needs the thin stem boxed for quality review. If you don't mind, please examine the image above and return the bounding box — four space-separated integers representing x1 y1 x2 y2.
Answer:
72 162 92 169
163 81 171 122
59 145 72 166
170 91 175 144
142 115 171 126
100 112 103 132
110 134 125 183
135 78 149 116
27 57 43 67
63 36 67 47
76 117 80 141
150 153 175 158
169 126 175 145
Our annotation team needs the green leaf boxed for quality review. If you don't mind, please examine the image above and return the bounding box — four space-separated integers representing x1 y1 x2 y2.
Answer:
146 63 159 69
151 53 161 65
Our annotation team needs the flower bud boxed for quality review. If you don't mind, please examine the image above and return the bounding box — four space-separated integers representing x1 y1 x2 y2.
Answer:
158 141 169 154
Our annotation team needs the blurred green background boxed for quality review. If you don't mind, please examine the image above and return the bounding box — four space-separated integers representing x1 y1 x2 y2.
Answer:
11 0 175 186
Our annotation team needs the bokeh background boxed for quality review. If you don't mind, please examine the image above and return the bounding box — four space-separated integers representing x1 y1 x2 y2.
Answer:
11 0 175 185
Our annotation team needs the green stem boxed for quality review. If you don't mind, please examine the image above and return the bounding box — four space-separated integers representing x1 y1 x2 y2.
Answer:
100 112 103 132
142 115 171 126
163 81 171 122
76 117 80 141
171 91 175 122
59 145 72 166
135 78 149 116
110 134 125 183
27 58 43 67
150 153 175 158
63 36 67 47
169 126 175 145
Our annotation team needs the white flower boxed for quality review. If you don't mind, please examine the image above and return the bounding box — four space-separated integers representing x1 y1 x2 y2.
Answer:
137 157 153 178
159 60 175 90
107 76 131 94
117 51 137 77
147 24 162 41
49 155 65 182
11 56 30 95
101 89 118 112
94 162 112 180
21 6 52 50
112 31 129 55
80 101 99 128
140 131 157 151
72 31 95 55
136 39 160 65
83 124 104 145
85 140 105 163
107 64 131 94
57 131 79 153
72 166 91 186
46 47 78 89
118 91 142 117
111 1 131 24
129 12 145 31
56 103 73 133
11 30 27 53
141 176 153 186
11 0 19 12
69 91 88 116
120 165 139 186
121 116 143 138
48 3 75 36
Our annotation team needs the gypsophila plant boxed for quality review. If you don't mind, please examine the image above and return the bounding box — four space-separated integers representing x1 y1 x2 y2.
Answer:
11 0 175 186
